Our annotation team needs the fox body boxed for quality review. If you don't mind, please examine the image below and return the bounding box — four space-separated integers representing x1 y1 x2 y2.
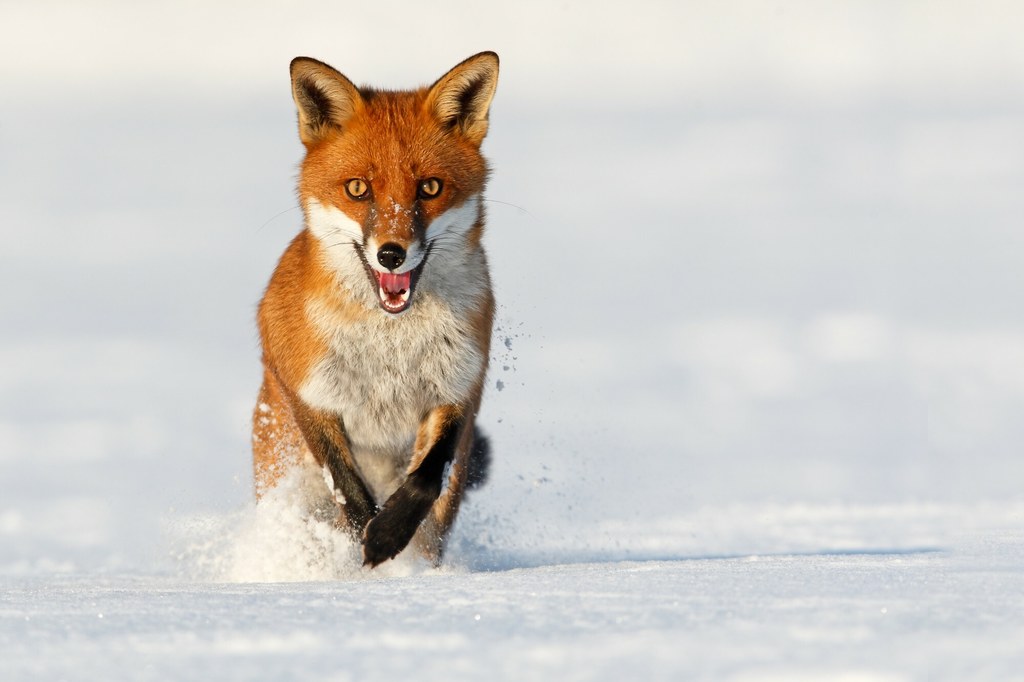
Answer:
252 52 499 567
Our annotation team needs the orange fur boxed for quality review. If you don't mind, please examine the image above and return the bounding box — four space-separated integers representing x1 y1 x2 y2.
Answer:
252 52 499 566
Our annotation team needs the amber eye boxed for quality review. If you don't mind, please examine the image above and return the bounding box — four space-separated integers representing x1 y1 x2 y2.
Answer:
345 178 370 200
417 177 443 199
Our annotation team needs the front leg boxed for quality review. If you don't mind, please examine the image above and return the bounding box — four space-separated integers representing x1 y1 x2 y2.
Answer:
363 405 465 567
286 394 378 536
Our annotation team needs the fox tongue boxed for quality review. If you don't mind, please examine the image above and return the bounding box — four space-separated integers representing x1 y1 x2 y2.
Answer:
375 270 413 313
378 271 411 296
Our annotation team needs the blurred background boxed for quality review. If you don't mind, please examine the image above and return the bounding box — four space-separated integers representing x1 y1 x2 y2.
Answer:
1 0 1023 573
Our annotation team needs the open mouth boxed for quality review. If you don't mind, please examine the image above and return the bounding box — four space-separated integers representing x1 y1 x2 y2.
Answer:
353 244 429 315
375 269 416 314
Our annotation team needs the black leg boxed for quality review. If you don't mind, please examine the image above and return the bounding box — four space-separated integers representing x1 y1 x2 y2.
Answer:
314 427 378 533
287 396 378 537
362 416 464 566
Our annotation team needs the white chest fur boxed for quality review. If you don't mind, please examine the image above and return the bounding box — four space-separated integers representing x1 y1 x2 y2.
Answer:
298 283 486 499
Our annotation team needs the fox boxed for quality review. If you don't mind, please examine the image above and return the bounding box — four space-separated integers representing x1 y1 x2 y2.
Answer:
251 52 499 568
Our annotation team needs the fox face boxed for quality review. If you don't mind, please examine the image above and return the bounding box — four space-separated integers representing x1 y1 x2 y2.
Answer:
291 53 499 314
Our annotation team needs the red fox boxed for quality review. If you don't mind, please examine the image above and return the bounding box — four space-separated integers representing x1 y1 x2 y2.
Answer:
252 52 499 567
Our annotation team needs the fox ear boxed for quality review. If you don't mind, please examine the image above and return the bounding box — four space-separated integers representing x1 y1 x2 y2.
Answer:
426 52 499 146
290 57 363 146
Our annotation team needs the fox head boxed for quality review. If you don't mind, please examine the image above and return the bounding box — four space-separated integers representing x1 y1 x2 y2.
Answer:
290 52 499 315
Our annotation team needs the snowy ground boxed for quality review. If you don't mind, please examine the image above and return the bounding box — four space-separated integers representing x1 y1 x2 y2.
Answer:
2 1 1024 679
3 503 1023 681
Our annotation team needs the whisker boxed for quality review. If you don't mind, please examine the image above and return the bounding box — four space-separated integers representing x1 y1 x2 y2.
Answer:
423 242 466 258
427 234 467 246
256 205 301 232
325 240 358 250
483 198 531 216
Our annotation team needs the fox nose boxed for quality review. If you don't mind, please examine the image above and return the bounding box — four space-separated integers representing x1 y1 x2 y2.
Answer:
376 243 406 270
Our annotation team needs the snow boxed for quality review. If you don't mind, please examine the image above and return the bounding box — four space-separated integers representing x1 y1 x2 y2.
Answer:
4 506 1023 680
3 1 1024 679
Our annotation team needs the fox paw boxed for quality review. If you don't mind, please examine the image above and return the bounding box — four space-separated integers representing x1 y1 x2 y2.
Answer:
362 470 442 567
362 491 421 565
362 508 414 567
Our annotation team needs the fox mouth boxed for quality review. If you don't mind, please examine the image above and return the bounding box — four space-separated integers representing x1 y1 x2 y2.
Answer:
353 244 427 315
374 267 422 314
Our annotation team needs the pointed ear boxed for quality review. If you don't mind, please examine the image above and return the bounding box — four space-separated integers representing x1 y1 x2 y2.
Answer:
290 57 364 146
426 52 499 146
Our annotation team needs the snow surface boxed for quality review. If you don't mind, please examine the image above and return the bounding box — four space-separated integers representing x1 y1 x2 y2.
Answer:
3 1 1024 680
3 503 1023 681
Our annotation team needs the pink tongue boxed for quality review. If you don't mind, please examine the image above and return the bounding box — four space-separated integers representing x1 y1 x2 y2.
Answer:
378 271 411 295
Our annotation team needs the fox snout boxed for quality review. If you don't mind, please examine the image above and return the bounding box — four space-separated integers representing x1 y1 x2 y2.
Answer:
366 237 425 315
376 243 406 271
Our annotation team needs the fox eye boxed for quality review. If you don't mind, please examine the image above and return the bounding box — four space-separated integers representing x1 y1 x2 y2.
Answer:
417 177 443 199
345 178 370 200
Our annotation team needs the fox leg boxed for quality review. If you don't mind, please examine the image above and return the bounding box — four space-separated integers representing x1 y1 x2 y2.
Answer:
412 422 481 564
297 407 378 535
252 371 308 496
362 405 468 567
262 372 378 535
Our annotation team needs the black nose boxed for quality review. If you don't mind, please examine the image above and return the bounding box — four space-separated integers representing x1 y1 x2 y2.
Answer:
377 243 406 270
